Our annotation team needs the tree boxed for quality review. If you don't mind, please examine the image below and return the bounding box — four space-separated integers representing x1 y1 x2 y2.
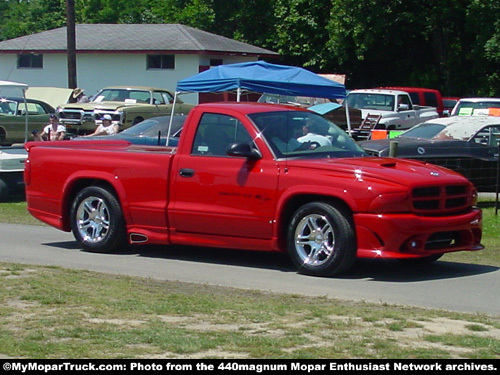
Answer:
0 0 498 95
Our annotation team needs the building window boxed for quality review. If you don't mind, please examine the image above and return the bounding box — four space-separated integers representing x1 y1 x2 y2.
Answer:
147 55 175 70
210 59 223 66
17 53 43 69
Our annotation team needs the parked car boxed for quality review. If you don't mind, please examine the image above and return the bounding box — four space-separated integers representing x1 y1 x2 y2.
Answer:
345 89 439 131
308 102 363 131
0 146 27 201
72 115 187 146
381 87 446 116
443 97 460 114
451 97 500 116
358 116 500 191
0 97 55 145
56 86 194 136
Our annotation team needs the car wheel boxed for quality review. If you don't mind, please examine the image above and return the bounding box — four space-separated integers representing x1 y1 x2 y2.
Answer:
288 202 356 277
0 178 9 202
0 129 6 145
70 186 126 253
132 117 144 125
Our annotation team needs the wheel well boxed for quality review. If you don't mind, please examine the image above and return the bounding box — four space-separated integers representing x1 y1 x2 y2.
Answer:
132 116 144 125
277 194 353 250
62 179 120 230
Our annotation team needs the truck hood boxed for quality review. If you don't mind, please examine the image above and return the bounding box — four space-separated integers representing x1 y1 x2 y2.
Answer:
358 137 433 154
286 156 467 188
359 108 437 121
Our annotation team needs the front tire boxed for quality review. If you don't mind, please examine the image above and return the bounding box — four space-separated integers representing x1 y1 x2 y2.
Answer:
70 186 126 253
132 117 144 125
288 202 357 277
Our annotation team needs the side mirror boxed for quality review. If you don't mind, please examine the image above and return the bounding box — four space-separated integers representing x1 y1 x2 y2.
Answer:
398 104 410 111
227 142 262 160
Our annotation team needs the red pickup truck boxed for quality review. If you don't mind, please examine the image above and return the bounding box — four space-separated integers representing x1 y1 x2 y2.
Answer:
24 102 483 277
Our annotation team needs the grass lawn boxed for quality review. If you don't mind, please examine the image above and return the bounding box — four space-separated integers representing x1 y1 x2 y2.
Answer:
0 196 498 359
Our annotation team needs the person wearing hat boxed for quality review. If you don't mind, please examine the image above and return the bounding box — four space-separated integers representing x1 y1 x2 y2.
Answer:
72 88 89 103
32 114 66 141
85 114 119 136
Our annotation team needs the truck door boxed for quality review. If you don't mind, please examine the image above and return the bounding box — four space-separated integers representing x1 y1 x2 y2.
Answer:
397 94 418 128
169 112 279 239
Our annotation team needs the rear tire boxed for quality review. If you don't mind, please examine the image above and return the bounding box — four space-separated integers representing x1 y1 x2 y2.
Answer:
70 186 126 253
287 202 357 277
0 179 9 202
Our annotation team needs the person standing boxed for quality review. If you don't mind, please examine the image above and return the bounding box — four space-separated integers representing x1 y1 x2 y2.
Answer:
32 114 66 141
72 88 89 103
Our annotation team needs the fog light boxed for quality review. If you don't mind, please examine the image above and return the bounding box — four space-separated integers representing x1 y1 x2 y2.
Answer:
405 239 422 251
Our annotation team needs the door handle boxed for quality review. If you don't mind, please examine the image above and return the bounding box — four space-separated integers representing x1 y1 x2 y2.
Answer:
179 168 195 178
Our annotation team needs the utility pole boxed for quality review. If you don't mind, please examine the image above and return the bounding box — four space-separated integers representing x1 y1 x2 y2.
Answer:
66 0 77 89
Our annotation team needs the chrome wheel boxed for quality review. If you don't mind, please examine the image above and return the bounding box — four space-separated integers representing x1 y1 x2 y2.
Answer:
76 196 111 243
288 202 356 276
294 214 335 266
71 186 125 252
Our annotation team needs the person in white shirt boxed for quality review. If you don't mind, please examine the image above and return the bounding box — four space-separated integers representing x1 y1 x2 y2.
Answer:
297 120 331 147
32 114 66 141
85 115 119 136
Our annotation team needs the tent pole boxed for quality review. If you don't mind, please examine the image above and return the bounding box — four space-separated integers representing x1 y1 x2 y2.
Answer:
237 88 241 102
345 100 352 138
166 91 178 146
23 88 28 143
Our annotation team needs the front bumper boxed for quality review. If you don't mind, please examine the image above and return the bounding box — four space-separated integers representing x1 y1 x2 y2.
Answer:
354 208 483 259
58 109 123 135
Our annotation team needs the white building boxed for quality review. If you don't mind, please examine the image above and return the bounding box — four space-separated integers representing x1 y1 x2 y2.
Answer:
0 24 278 103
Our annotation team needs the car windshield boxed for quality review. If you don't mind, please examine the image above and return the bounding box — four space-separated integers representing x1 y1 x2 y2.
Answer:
399 122 446 139
249 110 366 159
0 99 18 115
121 116 187 137
454 101 500 116
92 89 152 104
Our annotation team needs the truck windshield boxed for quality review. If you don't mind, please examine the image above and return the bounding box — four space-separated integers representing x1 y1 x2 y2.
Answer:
345 93 395 111
453 101 500 116
249 111 366 159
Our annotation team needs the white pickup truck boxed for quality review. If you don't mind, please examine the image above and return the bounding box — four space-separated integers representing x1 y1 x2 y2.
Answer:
345 89 439 130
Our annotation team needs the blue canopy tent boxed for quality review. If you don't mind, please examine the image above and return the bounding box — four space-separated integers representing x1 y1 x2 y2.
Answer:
168 61 350 139
175 61 346 100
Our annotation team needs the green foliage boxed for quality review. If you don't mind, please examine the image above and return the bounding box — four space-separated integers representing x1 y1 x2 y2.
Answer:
0 0 498 96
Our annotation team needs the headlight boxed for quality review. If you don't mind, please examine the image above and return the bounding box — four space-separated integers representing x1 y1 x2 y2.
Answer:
367 192 412 213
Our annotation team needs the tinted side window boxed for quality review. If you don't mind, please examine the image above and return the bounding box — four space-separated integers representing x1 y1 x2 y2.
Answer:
191 113 253 156
408 92 419 105
424 92 438 107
